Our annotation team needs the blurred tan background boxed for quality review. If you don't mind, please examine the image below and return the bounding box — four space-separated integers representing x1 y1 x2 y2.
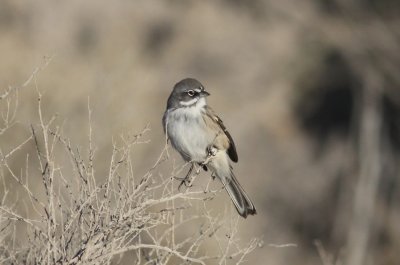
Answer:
1 0 400 264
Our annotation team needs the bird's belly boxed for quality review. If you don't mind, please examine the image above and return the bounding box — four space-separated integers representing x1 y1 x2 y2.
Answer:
167 115 212 162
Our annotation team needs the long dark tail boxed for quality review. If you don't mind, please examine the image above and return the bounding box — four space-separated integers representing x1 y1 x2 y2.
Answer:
224 171 257 218
209 154 256 218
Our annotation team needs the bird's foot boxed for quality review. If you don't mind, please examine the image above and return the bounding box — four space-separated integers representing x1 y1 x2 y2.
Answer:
176 163 194 191
177 171 199 191
178 177 193 191
201 146 218 167
177 163 203 191
207 145 218 157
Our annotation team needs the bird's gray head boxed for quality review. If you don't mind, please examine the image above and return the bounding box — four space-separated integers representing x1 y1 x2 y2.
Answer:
166 78 210 109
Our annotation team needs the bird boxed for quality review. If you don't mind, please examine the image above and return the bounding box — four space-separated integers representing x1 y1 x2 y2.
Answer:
162 78 256 218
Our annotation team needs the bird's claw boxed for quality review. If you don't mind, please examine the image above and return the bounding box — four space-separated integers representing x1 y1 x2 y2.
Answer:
201 146 218 167
176 147 218 191
178 177 193 191
207 146 218 157
177 163 196 191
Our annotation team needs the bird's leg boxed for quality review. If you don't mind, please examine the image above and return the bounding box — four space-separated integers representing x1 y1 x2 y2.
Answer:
185 163 203 188
176 146 218 191
174 163 193 181
177 162 194 191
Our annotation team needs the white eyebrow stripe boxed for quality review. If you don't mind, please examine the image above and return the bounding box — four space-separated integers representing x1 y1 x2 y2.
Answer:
180 98 198 106
194 88 201 93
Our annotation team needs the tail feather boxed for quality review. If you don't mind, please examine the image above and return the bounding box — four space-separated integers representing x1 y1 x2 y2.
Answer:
224 172 257 218
209 152 256 218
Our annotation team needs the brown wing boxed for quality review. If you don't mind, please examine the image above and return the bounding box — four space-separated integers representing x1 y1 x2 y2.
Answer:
205 106 238 163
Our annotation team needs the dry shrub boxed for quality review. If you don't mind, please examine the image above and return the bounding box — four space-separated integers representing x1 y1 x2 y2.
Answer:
0 66 259 265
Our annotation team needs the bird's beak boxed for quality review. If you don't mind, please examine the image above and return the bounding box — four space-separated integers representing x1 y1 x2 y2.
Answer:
199 90 210 97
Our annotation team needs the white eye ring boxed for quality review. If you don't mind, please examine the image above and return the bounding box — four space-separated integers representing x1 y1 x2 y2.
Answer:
187 90 195 96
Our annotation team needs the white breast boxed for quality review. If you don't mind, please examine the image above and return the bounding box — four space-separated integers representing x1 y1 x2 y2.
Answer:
165 98 213 163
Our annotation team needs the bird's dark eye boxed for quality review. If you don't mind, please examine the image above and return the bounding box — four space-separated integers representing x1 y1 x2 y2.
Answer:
187 90 195 96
